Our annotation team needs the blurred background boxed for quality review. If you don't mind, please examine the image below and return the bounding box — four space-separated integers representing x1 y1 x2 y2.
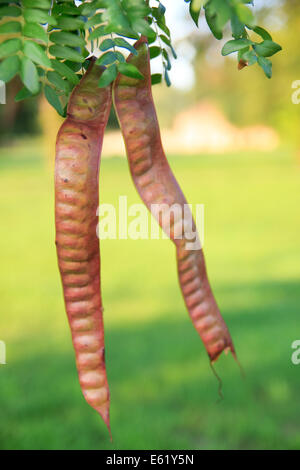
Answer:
0 0 300 450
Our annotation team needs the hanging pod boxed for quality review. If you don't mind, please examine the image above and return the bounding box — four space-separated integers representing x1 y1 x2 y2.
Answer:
113 38 236 363
55 59 112 436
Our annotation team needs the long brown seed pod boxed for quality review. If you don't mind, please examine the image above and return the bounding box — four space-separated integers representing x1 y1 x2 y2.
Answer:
55 59 112 433
113 39 236 363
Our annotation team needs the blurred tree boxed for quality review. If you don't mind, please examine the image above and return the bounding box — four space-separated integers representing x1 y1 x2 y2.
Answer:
0 77 40 143
160 0 298 144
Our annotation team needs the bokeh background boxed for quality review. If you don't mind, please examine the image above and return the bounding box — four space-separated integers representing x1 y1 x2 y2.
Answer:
0 0 300 450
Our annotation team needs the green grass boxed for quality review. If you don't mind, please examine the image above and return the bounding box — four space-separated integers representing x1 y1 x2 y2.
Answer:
0 141 299 450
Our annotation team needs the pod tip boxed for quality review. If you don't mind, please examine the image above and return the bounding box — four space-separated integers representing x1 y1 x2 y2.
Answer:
98 408 113 442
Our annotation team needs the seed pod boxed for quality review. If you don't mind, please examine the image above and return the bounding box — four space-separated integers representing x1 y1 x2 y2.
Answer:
55 59 112 433
113 39 236 363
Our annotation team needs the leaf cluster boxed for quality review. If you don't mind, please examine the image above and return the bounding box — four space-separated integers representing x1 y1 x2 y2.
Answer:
184 0 282 78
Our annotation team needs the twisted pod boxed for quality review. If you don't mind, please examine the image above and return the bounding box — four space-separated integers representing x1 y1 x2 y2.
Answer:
55 60 112 433
113 39 236 363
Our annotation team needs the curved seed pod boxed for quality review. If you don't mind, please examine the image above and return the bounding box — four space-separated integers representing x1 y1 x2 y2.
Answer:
55 59 112 433
113 39 236 363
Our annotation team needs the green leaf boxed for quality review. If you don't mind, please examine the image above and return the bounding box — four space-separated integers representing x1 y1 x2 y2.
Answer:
88 25 106 41
160 34 171 47
152 6 168 29
123 0 150 22
205 8 222 40
257 56 272 79
99 38 115 51
222 38 252 56
252 26 272 41
50 31 86 48
114 37 138 55
0 55 20 82
98 64 117 87
151 73 162 85
237 47 249 61
23 41 51 68
85 13 103 29
117 62 144 80
23 8 57 26
53 3 81 17
231 14 245 39
162 49 171 70
0 6 21 18
239 49 257 66
235 4 255 27
64 61 82 73
55 16 84 31
20 57 40 94
81 48 90 60
49 45 85 63
253 40 282 58
102 2 132 34
164 69 171 87
170 45 177 59
206 0 231 31
51 59 79 85
44 84 64 116
0 38 22 59
114 51 126 63
79 2 97 16
159 3 166 15
151 6 163 21
23 23 48 43
80 0 107 15
117 29 140 41
47 71 70 93
22 0 51 10
132 19 156 42
15 86 35 102
189 0 201 27
157 19 170 38
96 51 117 66
149 46 161 59
0 21 22 34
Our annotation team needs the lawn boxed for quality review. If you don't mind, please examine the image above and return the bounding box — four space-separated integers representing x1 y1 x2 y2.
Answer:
0 140 299 450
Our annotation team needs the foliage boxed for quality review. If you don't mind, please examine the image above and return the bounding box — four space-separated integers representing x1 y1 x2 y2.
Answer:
186 0 282 78
0 0 281 115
